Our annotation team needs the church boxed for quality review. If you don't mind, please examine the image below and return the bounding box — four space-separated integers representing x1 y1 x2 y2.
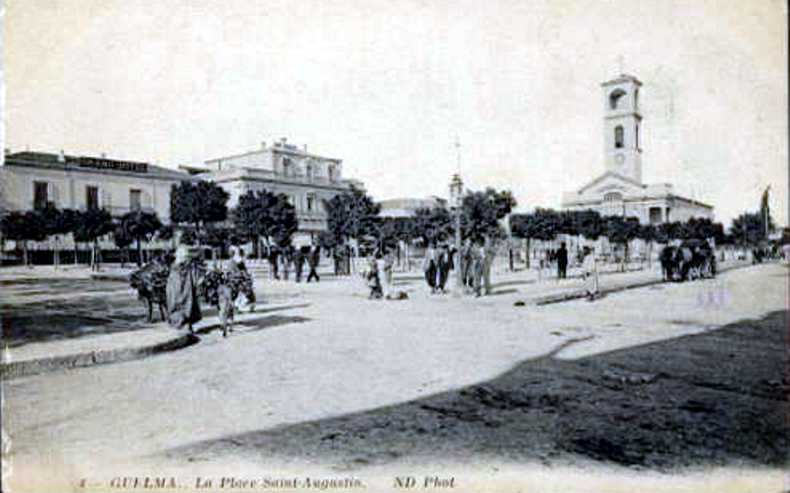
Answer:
561 74 713 225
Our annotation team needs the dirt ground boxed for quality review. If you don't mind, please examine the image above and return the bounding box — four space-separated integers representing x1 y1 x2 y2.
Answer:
162 308 788 473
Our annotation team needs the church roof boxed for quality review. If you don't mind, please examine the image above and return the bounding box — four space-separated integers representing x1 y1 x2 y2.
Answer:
576 171 645 194
601 74 643 87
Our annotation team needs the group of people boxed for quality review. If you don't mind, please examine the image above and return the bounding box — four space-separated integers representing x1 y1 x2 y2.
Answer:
264 243 322 283
164 245 256 335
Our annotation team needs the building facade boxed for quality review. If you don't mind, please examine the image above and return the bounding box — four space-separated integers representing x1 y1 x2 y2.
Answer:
185 139 365 245
561 74 714 224
378 196 446 218
1 150 193 222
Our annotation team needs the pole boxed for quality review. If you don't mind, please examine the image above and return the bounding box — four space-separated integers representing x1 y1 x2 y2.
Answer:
454 207 462 296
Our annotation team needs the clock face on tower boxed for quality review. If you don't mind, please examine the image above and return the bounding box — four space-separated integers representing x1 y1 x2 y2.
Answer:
615 153 625 165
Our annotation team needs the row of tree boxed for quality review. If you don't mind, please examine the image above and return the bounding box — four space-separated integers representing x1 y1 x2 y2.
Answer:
0 177 778 270
0 181 299 269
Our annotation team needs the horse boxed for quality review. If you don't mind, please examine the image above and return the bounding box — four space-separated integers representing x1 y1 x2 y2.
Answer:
129 255 172 322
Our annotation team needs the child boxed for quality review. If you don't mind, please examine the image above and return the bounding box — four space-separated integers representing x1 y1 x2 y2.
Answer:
217 282 235 337
582 246 600 301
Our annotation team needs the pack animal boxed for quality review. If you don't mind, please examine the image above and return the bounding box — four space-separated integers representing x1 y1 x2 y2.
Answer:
130 256 171 322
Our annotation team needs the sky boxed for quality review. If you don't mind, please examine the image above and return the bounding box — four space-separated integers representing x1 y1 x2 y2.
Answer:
3 0 787 226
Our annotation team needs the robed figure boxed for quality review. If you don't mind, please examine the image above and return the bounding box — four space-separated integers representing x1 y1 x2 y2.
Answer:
166 247 203 331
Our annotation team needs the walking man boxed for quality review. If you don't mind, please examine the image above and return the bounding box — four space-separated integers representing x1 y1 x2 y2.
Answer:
307 242 321 283
557 242 568 280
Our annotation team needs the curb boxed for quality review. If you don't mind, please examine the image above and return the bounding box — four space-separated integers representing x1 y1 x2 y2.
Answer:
531 262 752 306
0 332 200 380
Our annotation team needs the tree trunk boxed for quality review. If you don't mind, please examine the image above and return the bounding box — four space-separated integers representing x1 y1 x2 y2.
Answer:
136 238 143 267
54 236 60 270
525 238 531 269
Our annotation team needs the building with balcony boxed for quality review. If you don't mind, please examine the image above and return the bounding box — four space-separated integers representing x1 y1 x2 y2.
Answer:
184 139 365 245
0 150 194 221
561 74 713 225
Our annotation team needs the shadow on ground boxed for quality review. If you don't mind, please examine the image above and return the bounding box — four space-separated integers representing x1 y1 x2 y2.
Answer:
159 310 789 472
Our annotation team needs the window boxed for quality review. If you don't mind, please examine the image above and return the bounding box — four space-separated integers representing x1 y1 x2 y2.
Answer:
604 192 623 202
130 189 142 211
306 194 315 212
282 158 293 177
328 165 335 182
33 181 49 210
614 125 624 148
609 89 626 110
306 163 313 182
635 124 639 149
86 186 100 210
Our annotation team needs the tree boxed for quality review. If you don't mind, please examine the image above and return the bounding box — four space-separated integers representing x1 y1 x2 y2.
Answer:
39 206 79 269
155 224 177 250
760 186 774 237
730 212 766 246
170 181 229 238
412 207 453 246
460 188 517 242
119 210 162 266
232 190 298 258
325 186 381 261
637 223 657 267
375 216 415 267
0 211 47 267
113 222 134 268
510 208 561 268
73 209 114 271
604 215 641 270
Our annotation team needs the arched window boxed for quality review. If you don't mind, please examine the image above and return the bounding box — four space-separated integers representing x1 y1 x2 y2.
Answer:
328 164 336 182
282 157 292 177
609 89 626 109
306 162 313 182
614 125 624 148
604 192 623 202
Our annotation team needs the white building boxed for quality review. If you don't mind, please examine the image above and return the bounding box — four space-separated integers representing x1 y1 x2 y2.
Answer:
1 150 193 222
378 196 446 218
184 138 365 244
562 74 714 224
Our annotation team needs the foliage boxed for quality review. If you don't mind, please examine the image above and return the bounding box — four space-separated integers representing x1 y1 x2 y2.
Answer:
376 217 414 252
603 215 641 245
510 208 561 242
170 181 229 231
730 212 767 246
324 186 381 245
412 207 453 246
232 189 298 248
73 208 114 244
460 188 516 242
0 210 47 243
119 210 163 266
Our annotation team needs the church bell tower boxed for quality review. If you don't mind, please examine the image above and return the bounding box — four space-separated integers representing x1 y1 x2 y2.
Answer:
602 74 643 183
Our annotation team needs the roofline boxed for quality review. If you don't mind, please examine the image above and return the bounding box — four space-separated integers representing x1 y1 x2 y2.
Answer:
205 146 342 165
601 74 643 87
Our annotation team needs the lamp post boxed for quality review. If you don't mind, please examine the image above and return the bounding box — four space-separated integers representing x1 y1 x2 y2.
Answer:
449 173 464 294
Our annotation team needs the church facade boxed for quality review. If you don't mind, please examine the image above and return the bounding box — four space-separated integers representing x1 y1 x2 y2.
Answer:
561 74 713 225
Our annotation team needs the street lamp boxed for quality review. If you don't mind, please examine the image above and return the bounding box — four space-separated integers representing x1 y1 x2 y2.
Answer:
449 173 464 294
